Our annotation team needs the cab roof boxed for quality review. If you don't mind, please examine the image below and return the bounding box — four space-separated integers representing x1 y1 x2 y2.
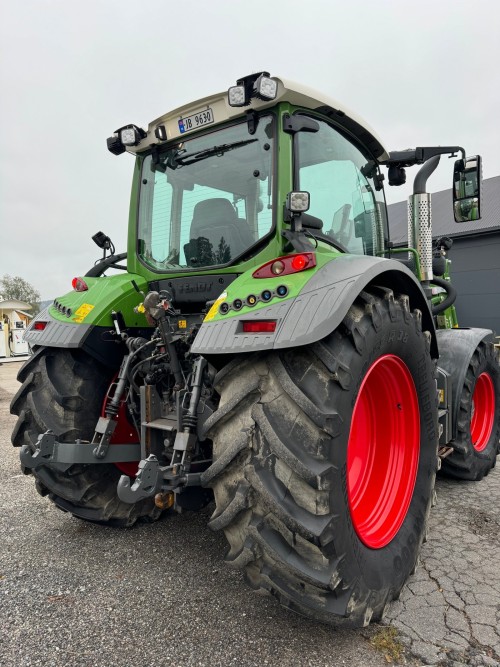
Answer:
128 76 390 162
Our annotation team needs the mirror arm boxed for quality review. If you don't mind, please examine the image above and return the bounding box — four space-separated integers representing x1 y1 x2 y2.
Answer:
416 146 465 163
383 146 465 167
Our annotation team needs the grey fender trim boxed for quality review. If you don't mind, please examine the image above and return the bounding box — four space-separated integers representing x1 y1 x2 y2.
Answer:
192 255 437 356
23 308 129 368
436 327 493 438
23 307 93 349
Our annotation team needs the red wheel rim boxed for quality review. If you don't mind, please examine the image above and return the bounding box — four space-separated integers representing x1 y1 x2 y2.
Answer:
102 384 140 477
347 355 420 549
470 372 495 452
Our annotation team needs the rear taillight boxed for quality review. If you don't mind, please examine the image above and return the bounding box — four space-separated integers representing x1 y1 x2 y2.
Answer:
72 277 88 292
252 252 316 279
34 321 48 331
242 321 277 333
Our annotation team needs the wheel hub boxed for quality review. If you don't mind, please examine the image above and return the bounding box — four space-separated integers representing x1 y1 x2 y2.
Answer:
347 354 420 549
470 372 495 452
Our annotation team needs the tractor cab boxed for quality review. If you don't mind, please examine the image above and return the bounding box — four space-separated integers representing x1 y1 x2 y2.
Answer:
107 72 390 289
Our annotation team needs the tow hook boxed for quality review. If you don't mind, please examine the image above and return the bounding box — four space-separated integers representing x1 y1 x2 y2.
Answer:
117 456 203 504
117 455 162 503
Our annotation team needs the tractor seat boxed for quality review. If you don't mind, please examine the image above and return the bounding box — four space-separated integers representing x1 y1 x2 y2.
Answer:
185 198 254 266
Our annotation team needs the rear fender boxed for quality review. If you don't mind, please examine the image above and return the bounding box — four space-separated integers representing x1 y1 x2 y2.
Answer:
192 255 438 357
436 327 494 437
24 273 151 366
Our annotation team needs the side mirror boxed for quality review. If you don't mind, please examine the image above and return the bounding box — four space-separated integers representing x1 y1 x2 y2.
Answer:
453 155 482 222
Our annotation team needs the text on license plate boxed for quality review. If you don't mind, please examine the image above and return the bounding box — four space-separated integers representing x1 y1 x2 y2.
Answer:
178 108 214 134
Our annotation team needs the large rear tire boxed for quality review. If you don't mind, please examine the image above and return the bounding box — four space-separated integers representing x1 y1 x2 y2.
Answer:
202 288 439 627
440 341 500 481
10 347 160 526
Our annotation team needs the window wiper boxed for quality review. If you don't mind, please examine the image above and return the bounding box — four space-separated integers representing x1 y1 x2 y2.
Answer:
173 138 258 167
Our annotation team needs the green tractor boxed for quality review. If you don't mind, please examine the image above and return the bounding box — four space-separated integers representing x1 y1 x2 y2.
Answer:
11 72 500 627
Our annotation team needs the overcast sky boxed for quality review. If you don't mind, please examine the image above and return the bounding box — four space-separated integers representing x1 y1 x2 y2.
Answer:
1 0 499 300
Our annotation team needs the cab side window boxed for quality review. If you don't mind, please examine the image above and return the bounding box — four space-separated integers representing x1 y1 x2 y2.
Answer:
295 116 386 255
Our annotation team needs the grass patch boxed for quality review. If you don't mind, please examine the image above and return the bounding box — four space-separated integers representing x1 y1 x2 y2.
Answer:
370 626 404 663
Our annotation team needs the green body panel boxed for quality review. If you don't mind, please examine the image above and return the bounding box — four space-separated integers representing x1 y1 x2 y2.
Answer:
48 273 150 328
379 249 458 330
434 307 458 329
205 244 342 323
431 257 459 329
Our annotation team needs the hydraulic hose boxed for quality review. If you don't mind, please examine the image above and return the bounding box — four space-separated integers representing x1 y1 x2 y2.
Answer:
85 252 127 277
431 277 457 315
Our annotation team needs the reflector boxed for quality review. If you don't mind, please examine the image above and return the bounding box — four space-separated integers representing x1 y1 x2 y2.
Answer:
242 321 276 333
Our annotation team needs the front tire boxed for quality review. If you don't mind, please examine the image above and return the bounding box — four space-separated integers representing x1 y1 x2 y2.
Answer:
10 347 160 526
202 288 439 627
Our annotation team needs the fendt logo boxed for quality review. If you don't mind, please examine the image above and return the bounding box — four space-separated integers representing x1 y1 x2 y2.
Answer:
177 282 213 294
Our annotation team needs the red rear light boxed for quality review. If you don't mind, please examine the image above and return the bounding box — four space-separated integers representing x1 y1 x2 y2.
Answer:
291 254 307 271
253 252 316 278
242 321 277 333
72 277 88 292
34 321 48 331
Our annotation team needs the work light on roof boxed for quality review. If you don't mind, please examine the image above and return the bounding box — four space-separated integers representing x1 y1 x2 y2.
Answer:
227 71 278 108
255 74 277 100
107 123 146 155
120 125 145 146
228 85 246 107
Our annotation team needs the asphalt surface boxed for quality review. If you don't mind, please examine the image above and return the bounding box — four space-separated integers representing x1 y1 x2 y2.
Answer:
1 360 499 667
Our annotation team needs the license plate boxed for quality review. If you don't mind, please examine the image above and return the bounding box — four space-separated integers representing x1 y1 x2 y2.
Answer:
178 107 214 134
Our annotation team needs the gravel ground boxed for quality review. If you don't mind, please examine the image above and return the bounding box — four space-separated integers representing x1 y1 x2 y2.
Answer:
385 475 500 666
0 363 403 667
1 360 499 667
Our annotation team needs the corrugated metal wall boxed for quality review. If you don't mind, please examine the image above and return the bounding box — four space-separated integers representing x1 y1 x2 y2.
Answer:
448 233 500 334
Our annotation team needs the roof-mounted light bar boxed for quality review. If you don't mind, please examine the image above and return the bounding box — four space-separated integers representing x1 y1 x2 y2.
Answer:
228 71 278 108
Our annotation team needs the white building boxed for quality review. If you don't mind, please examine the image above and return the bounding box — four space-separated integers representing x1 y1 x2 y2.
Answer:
0 299 33 357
